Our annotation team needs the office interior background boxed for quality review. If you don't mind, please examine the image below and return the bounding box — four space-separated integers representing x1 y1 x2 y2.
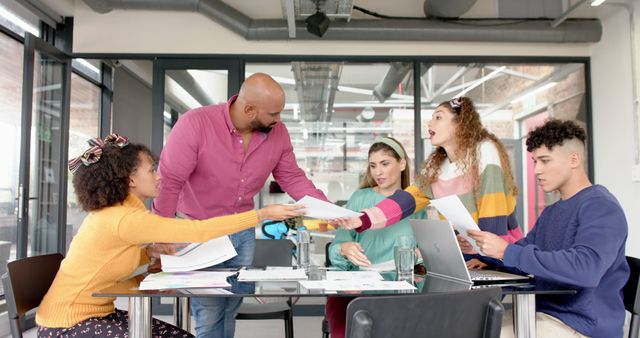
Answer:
0 0 639 336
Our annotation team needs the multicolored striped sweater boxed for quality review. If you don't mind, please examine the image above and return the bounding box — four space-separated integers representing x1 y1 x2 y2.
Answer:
356 140 523 244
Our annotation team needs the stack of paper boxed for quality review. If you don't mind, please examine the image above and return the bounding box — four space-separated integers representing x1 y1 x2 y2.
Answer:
237 268 308 281
160 236 237 272
299 280 416 291
139 271 235 290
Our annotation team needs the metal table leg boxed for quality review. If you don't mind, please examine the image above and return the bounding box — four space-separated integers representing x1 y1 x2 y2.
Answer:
174 297 191 332
129 297 152 338
512 293 536 338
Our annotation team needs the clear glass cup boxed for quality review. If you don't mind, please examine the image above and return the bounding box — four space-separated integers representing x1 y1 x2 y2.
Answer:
297 228 311 272
394 234 415 282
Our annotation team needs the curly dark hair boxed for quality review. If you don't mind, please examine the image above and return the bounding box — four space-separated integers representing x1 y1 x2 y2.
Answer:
525 119 586 152
417 97 517 196
72 143 155 211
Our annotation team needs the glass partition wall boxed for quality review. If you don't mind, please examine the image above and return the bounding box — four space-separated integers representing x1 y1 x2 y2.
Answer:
243 61 587 231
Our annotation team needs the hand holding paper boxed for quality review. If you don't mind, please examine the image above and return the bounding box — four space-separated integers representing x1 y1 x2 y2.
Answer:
429 195 484 255
295 196 362 220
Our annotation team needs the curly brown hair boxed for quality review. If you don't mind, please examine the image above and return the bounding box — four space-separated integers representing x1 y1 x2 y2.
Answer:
417 97 517 196
525 119 586 152
72 143 155 211
360 137 411 189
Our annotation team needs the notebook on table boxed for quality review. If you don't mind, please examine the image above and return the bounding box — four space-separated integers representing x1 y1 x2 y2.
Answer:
410 219 531 286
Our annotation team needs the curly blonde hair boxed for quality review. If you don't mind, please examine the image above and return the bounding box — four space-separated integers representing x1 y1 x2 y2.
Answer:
417 97 517 196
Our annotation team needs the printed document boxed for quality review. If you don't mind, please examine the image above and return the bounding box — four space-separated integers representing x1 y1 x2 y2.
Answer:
299 280 416 291
238 268 308 281
326 271 384 281
160 236 237 272
430 195 483 255
139 271 235 290
360 260 396 272
296 196 362 219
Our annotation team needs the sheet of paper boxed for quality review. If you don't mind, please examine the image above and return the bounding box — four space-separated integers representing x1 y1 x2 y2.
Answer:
160 236 237 272
295 195 362 220
359 260 396 272
299 280 416 291
237 268 308 281
326 271 384 281
139 271 234 290
429 195 484 255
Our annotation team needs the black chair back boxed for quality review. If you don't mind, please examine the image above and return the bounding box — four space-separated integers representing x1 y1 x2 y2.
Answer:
624 256 640 338
252 239 294 267
346 287 503 338
2 253 64 338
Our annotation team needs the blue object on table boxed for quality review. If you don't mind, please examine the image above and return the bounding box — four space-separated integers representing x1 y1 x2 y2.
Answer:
261 220 289 240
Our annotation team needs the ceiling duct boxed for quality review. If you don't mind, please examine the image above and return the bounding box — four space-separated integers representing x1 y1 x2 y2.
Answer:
373 62 432 103
423 0 478 18
82 0 603 42
291 62 342 122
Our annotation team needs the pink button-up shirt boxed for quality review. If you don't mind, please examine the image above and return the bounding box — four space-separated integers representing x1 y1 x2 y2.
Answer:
153 95 327 220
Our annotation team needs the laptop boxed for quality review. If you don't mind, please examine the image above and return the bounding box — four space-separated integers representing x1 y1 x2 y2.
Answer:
410 219 531 286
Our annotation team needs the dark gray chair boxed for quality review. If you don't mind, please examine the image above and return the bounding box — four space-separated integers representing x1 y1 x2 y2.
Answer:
624 256 640 338
345 287 503 338
2 253 64 338
236 239 295 338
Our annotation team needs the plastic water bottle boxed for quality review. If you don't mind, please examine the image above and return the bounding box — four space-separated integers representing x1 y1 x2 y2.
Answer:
297 227 310 271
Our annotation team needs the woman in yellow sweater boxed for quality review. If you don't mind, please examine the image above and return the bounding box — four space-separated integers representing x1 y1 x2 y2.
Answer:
36 134 303 338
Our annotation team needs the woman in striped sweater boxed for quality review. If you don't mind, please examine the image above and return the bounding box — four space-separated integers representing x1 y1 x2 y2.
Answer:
331 97 523 268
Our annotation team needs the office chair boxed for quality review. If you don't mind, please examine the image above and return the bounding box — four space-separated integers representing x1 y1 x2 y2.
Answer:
345 287 503 338
624 256 640 338
2 253 64 338
236 239 295 338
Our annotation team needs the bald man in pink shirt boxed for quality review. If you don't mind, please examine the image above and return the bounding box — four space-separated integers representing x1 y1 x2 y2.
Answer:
153 73 327 338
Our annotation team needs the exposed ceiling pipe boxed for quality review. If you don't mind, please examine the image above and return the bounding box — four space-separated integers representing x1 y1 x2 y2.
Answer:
82 0 603 42
166 70 213 106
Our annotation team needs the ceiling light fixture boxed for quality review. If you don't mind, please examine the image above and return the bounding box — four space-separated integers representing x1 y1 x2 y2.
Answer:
305 1 330 37
591 0 607 6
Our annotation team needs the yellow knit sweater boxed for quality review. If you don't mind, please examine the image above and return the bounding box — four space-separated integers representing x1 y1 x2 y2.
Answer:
36 194 258 328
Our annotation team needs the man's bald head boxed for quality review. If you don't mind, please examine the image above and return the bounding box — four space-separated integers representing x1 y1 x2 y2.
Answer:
238 73 285 109
231 73 285 134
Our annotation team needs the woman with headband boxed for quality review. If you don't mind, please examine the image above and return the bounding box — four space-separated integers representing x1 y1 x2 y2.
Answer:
35 134 303 338
331 97 523 270
325 136 426 338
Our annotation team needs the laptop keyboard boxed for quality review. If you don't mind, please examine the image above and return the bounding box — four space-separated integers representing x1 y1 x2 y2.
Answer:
469 270 498 280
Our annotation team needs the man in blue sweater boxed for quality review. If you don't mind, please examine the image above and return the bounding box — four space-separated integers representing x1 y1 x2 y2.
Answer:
467 119 629 338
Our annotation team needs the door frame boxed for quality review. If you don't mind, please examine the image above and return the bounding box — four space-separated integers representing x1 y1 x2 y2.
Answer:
17 33 71 258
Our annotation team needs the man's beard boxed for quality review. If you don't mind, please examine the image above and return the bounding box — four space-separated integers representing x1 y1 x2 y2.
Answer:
252 120 275 133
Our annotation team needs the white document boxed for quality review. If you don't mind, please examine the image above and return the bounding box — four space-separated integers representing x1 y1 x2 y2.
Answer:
160 236 237 272
429 195 483 255
299 280 416 291
326 271 384 281
295 196 362 220
139 271 234 290
237 268 308 281
360 260 396 272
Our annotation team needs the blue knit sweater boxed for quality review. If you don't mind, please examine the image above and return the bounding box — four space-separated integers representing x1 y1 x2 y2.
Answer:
503 185 629 338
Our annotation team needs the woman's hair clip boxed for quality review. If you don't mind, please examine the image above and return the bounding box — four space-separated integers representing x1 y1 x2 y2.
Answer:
449 97 463 112
68 133 129 173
